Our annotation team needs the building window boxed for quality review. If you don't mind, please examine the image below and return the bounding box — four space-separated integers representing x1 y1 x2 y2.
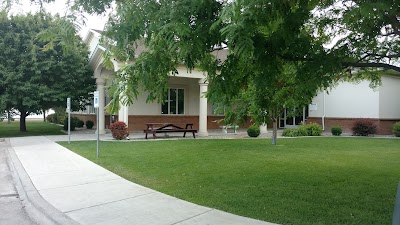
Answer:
212 103 225 115
162 88 184 115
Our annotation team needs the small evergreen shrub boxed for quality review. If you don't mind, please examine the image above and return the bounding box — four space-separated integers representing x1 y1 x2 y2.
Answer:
247 125 260 137
352 119 377 136
393 122 400 137
76 119 84 128
282 128 299 137
331 126 342 136
110 121 129 140
86 120 94 129
63 117 76 131
297 126 309 136
304 123 323 136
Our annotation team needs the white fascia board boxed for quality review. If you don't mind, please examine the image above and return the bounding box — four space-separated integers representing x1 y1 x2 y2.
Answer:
89 45 105 69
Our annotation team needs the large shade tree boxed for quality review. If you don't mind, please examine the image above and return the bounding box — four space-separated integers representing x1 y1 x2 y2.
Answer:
316 0 400 74
64 0 342 144
14 0 397 142
0 11 95 131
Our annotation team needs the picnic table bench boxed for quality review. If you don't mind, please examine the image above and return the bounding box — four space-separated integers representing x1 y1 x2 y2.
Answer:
144 123 197 139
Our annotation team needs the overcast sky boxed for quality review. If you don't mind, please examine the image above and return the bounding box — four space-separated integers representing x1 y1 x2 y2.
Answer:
8 0 108 37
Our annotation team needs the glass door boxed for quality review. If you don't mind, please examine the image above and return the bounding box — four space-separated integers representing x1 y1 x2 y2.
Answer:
281 107 307 128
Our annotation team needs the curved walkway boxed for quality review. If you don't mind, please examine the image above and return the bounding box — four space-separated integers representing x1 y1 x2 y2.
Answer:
8 136 277 225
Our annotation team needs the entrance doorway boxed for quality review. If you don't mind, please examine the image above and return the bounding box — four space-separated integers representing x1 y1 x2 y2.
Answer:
279 107 309 128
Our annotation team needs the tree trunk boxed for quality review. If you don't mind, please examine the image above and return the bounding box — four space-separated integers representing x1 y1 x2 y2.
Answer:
20 111 27 132
7 111 11 124
43 110 46 122
272 118 278 145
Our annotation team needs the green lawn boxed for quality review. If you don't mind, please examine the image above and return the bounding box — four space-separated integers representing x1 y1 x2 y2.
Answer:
0 121 65 137
60 138 400 225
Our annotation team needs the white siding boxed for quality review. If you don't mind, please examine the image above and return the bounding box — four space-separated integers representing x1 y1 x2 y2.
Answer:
379 76 400 119
127 77 202 116
309 81 380 118
88 34 100 58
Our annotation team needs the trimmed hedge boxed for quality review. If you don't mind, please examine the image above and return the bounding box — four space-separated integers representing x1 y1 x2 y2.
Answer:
63 117 76 131
247 125 260 137
76 119 84 128
86 120 94 129
331 126 342 136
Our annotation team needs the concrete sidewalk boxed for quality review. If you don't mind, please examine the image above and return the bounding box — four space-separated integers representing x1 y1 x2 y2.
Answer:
8 136 277 225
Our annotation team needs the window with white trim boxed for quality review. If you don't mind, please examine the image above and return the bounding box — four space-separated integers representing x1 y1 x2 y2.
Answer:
161 88 185 114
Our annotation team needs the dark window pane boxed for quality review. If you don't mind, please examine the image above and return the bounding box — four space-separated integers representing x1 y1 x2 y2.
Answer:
161 90 168 114
169 89 177 114
178 89 184 114
280 119 285 128
295 116 303 125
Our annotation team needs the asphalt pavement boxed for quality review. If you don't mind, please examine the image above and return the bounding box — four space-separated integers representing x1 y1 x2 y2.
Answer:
0 139 35 225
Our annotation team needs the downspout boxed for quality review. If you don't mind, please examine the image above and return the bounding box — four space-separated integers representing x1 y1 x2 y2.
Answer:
322 90 326 131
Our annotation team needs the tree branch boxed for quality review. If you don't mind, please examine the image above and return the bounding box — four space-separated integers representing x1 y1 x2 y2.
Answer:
342 62 400 73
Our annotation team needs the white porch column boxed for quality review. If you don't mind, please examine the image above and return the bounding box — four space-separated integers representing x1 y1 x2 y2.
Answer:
124 104 129 127
97 79 106 134
118 102 125 123
198 79 208 137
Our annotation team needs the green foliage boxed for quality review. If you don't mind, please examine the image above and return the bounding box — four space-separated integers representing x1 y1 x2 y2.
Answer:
76 119 84 128
304 123 323 136
331 126 342 136
85 120 94 129
296 125 310 136
282 128 299 137
63 117 76 131
282 123 322 137
247 125 260 138
352 119 377 136
46 114 56 123
392 122 400 137
46 110 66 125
315 0 400 73
0 11 95 131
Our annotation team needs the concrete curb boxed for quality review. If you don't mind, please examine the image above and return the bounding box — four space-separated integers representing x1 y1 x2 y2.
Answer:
5 139 80 225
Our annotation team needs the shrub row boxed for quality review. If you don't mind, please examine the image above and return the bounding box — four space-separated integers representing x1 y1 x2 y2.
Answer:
282 123 323 137
62 118 94 131
332 120 400 137
47 112 94 130
46 112 66 125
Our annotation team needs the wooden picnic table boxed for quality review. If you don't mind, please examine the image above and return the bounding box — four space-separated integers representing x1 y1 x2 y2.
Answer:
144 123 197 139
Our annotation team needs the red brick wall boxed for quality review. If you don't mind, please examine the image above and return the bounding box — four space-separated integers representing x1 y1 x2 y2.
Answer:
307 117 399 135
